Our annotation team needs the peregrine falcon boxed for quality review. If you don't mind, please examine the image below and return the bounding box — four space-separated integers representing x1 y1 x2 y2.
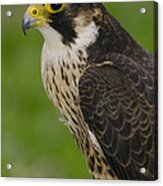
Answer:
22 3 158 180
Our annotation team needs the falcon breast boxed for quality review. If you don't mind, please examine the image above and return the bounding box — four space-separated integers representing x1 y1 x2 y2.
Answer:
22 3 158 180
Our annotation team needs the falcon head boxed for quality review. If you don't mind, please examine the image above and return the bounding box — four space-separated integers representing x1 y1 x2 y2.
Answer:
22 3 105 47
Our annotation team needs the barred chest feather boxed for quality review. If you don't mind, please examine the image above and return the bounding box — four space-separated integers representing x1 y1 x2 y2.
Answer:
41 38 94 159
41 42 87 128
39 22 99 132
39 23 115 179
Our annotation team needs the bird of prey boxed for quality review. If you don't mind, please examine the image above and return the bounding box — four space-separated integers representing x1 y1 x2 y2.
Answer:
22 3 158 180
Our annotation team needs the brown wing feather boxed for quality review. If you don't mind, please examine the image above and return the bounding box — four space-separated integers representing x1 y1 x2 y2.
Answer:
79 54 157 180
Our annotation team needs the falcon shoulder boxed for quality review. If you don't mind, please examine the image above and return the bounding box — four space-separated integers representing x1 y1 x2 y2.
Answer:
78 53 157 180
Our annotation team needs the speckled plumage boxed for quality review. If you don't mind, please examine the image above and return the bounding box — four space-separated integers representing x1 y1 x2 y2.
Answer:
23 3 158 180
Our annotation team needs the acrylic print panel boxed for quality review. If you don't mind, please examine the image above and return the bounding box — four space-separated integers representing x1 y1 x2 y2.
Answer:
1 2 158 180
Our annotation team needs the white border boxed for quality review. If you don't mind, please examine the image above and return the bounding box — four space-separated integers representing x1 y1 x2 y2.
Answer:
1 0 163 186
0 0 159 5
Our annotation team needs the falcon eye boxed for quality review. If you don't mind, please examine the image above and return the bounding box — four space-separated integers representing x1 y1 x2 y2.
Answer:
32 9 37 15
28 6 42 17
43 4 65 14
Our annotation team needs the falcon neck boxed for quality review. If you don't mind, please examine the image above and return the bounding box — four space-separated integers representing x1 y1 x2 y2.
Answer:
39 21 101 69
39 21 100 53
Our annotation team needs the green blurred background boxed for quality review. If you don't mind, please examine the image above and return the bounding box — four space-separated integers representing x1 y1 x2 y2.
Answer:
1 2 156 178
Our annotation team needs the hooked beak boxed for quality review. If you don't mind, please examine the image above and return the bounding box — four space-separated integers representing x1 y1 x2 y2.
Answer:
22 5 52 35
22 15 30 35
22 9 51 35
22 12 37 35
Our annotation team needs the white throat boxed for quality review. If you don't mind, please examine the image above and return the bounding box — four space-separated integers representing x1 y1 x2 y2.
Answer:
38 23 64 53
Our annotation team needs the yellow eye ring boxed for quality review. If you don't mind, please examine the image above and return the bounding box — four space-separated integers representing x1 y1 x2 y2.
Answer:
43 4 65 14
